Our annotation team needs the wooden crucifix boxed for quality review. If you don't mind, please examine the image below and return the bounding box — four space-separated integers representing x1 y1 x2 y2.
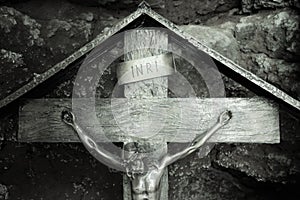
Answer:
14 2 298 200
18 29 279 200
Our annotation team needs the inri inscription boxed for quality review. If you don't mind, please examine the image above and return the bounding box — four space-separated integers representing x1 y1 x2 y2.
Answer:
117 53 175 85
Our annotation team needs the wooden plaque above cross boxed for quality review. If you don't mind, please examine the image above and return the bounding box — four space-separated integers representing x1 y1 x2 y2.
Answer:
4 2 299 200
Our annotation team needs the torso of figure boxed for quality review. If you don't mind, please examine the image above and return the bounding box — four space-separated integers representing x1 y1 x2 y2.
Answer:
130 166 165 200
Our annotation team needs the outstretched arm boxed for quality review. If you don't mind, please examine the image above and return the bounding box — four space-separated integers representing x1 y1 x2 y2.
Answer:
61 110 125 171
159 110 232 168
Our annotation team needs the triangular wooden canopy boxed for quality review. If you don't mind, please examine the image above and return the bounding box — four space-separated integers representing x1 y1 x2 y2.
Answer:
0 1 299 111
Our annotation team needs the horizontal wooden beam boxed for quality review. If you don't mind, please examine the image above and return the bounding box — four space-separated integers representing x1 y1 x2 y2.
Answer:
18 98 280 143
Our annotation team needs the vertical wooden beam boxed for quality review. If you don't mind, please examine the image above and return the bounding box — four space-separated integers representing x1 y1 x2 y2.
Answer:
122 29 169 200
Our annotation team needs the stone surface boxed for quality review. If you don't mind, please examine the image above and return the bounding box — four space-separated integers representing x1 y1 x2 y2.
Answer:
168 152 247 200
234 10 300 99
0 185 8 200
164 0 240 24
173 9 300 197
68 0 118 6
180 23 256 97
0 184 8 200
214 143 300 183
68 0 165 9
0 49 24 68
0 2 118 101
0 142 123 200
235 10 300 61
181 23 241 62
241 0 300 13
0 0 299 200
181 10 300 99
250 53 300 99
0 6 46 100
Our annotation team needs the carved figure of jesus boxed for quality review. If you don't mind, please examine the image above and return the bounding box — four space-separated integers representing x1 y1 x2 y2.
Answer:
62 110 232 200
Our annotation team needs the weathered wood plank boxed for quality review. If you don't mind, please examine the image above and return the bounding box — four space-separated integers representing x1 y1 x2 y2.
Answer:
122 29 169 200
19 98 280 143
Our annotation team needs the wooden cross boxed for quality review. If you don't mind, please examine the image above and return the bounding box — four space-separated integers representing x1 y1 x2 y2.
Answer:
121 29 169 200
18 28 280 200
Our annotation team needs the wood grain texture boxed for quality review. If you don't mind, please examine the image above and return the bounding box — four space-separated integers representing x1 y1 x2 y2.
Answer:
122 29 169 200
19 98 280 143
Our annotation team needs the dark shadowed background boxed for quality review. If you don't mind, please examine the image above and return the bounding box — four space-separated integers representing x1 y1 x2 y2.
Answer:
0 0 299 199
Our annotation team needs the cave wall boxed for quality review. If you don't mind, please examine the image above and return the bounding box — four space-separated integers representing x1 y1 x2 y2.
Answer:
0 0 299 199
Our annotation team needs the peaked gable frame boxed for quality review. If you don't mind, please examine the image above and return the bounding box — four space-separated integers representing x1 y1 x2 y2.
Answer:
0 2 299 111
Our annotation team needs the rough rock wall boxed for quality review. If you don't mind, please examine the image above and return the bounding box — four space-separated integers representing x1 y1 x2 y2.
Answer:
0 0 299 199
